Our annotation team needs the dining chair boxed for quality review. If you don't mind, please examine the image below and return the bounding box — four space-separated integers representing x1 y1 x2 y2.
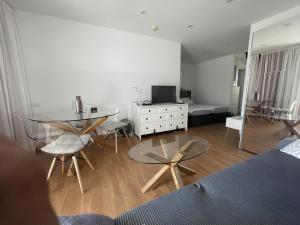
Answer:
270 100 300 117
40 121 95 194
15 112 39 154
97 107 131 154
15 112 63 155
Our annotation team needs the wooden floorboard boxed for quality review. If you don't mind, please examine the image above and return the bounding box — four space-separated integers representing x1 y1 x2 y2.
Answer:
242 117 290 154
44 123 255 218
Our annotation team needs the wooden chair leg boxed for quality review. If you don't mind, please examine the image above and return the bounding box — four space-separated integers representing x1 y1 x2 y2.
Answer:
47 157 57 180
67 160 75 176
115 130 118 154
32 140 39 155
80 151 95 170
96 131 110 150
72 156 84 194
61 155 65 174
122 128 131 145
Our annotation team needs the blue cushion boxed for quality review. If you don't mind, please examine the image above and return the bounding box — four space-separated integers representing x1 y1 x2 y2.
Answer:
59 214 114 225
277 138 298 150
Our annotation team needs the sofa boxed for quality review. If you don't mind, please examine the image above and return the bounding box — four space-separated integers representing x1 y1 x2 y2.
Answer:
60 138 300 225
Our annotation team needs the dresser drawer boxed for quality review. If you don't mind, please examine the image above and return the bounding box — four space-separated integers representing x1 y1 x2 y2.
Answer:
141 113 166 123
167 111 186 120
166 119 186 130
141 122 166 134
177 119 186 129
170 105 187 112
141 123 154 135
153 122 166 133
140 107 158 115
158 106 171 113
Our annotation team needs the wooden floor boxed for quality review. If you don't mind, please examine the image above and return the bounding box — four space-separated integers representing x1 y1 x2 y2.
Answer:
242 117 291 154
44 123 253 218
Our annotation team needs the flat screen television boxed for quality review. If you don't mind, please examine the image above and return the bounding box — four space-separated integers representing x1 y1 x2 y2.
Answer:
151 86 176 104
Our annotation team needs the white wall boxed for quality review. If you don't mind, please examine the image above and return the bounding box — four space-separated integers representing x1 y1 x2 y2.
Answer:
181 63 196 99
194 55 235 106
16 11 181 116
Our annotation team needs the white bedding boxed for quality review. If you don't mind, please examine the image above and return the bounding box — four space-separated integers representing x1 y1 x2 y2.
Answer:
188 104 229 116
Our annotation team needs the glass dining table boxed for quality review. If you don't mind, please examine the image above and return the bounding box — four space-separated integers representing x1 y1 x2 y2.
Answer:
29 108 118 123
29 107 119 149
246 111 300 138
29 108 119 178
30 107 117 129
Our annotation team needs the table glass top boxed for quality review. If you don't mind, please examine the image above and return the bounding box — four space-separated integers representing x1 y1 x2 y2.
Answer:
29 108 118 122
129 135 209 164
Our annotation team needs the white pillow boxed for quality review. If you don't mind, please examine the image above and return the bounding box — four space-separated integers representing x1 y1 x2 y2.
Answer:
188 99 194 104
181 98 190 103
181 98 194 104
281 140 300 159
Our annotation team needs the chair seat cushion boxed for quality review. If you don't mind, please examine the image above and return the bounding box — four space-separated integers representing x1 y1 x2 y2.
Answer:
59 214 114 225
100 121 127 131
41 133 91 155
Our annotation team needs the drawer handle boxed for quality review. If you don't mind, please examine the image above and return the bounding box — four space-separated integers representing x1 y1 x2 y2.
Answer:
146 127 149 129
148 109 151 112
170 124 172 126
182 114 184 116
146 118 148 120
160 116 162 119
160 125 162 128
170 115 173 118
180 107 182 110
182 122 184 124
165 109 167 111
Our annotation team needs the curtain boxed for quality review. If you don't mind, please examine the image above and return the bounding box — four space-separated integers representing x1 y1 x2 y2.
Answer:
248 45 300 109
0 0 32 148
276 47 300 109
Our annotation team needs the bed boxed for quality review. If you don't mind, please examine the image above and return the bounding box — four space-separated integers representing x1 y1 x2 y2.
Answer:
187 103 232 127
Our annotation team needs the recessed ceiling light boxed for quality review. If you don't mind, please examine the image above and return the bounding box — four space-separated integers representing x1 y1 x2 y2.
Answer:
187 24 195 28
140 10 147 15
226 0 234 3
152 25 159 31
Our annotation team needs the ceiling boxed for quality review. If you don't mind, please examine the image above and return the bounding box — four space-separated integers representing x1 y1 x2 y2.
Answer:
253 15 300 53
8 0 300 63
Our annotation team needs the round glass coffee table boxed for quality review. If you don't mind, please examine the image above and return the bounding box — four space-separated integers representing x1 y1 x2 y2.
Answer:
129 135 209 193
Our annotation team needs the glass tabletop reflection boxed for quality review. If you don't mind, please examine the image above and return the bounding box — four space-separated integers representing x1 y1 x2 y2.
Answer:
129 135 209 164
29 108 118 123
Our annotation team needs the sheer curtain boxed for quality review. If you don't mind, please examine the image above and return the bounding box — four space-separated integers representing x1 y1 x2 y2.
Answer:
0 0 32 148
248 45 300 109
276 46 300 109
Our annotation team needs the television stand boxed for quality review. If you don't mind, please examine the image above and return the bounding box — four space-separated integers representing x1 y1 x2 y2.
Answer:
132 103 188 140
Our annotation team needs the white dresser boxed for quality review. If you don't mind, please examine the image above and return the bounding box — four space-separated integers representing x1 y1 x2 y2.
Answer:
133 103 188 139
